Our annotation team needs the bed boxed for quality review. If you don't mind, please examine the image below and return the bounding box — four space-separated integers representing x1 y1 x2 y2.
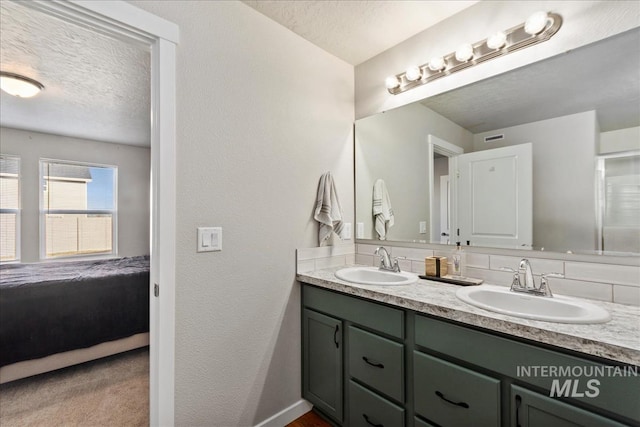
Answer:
0 256 150 383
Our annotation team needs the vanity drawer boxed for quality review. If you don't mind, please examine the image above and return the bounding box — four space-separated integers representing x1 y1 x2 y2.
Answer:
348 380 405 427
414 351 501 427
303 284 404 338
414 417 436 427
414 315 640 423
348 325 404 402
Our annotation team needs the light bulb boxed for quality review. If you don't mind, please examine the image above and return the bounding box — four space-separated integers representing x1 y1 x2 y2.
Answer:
455 44 474 62
0 73 44 98
427 57 446 72
385 75 400 89
524 11 549 35
486 31 507 50
405 66 422 82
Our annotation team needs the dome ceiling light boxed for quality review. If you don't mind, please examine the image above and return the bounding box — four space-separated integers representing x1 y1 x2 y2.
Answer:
0 71 45 98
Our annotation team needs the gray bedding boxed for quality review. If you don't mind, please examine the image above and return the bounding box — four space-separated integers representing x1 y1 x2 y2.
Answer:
0 256 150 367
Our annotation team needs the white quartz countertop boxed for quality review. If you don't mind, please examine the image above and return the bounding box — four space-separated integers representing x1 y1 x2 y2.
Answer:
297 266 640 366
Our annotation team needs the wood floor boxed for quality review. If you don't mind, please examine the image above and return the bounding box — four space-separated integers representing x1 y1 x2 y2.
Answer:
287 410 333 427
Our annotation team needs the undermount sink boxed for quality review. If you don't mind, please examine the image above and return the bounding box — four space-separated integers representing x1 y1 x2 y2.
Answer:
456 285 611 324
335 266 417 286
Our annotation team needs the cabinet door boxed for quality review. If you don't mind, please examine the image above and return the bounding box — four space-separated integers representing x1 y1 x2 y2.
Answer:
511 385 627 427
303 309 343 423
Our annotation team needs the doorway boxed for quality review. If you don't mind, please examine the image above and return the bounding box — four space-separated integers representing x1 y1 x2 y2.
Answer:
427 135 463 245
14 2 178 425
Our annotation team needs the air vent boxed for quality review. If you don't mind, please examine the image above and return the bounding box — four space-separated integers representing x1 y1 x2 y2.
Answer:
484 134 505 143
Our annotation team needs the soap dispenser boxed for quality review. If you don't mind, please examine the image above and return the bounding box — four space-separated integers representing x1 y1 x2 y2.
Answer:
451 242 466 277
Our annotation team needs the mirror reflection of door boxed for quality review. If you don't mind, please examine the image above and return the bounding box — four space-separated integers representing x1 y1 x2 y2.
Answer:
439 175 450 244
428 135 463 245
455 143 533 249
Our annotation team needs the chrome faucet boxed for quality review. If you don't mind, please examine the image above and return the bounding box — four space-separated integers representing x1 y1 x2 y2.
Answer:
519 259 535 291
375 246 400 272
501 258 563 298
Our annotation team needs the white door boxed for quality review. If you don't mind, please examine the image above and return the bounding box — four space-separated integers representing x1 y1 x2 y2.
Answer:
456 143 532 248
439 175 450 244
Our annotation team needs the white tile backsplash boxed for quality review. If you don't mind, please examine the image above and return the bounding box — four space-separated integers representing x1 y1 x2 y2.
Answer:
465 267 513 287
565 262 640 287
390 247 434 261
296 259 316 274
355 254 374 266
315 255 349 269
549 278 612 302
613 285 640 306
296 243 639 305
466 253 490 269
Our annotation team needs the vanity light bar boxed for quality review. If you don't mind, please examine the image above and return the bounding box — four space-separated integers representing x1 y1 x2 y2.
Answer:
386 12 562 95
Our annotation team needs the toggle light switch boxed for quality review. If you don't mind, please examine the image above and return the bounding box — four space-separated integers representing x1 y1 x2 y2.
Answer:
197 227 222 252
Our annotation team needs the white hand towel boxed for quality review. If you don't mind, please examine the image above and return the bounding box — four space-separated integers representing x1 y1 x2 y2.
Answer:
314 172 344 246
373 178 394 240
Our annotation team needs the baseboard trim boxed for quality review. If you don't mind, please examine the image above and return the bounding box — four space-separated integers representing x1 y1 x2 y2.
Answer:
254 399 313 427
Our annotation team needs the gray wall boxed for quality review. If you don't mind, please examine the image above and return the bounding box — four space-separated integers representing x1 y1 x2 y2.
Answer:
472 111 598 253
355 103 471 242
0 127 150 262
129 1 354 425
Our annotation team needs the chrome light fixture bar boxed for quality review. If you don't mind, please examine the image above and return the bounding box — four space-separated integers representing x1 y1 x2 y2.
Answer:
386 11 562 95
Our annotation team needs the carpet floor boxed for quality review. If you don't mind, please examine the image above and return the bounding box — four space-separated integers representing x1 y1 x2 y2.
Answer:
0 347 149 427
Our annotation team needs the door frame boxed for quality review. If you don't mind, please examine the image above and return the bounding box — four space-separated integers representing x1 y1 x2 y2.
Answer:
24 2 178 425
427 135 463 244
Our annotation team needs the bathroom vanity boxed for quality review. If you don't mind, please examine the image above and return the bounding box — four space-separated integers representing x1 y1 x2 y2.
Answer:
298 268 640 427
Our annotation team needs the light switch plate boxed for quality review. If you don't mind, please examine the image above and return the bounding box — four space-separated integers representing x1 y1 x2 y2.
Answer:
356 222 364 239
197 227 222 252
419 221 427 234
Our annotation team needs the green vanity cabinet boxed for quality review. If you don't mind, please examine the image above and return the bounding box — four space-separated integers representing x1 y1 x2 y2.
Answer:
301 283 636 427
511 385 628 427
303 308 343 423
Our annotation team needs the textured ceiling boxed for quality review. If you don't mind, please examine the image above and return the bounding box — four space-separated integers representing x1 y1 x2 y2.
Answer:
420 27 640 133
4 1 633 147
0 1 150 147
241 0 478 65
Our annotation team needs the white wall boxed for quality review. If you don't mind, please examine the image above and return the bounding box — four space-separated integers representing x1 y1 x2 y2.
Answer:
355 103 471 242
472 111 598 253
355 1 640 119
128 1 354 425
0 127 150 262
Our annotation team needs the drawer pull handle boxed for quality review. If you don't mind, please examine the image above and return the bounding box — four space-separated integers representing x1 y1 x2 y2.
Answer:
362 413 384 427
362 356 385 369
334 325 339 348
435 390 470 409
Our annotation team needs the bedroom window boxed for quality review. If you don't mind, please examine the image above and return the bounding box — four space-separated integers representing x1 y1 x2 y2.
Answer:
40 160 117 259
1 155 20 262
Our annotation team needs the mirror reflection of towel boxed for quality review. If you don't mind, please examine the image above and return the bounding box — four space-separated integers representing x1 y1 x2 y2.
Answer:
373 179 394 240
314 172 344 246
